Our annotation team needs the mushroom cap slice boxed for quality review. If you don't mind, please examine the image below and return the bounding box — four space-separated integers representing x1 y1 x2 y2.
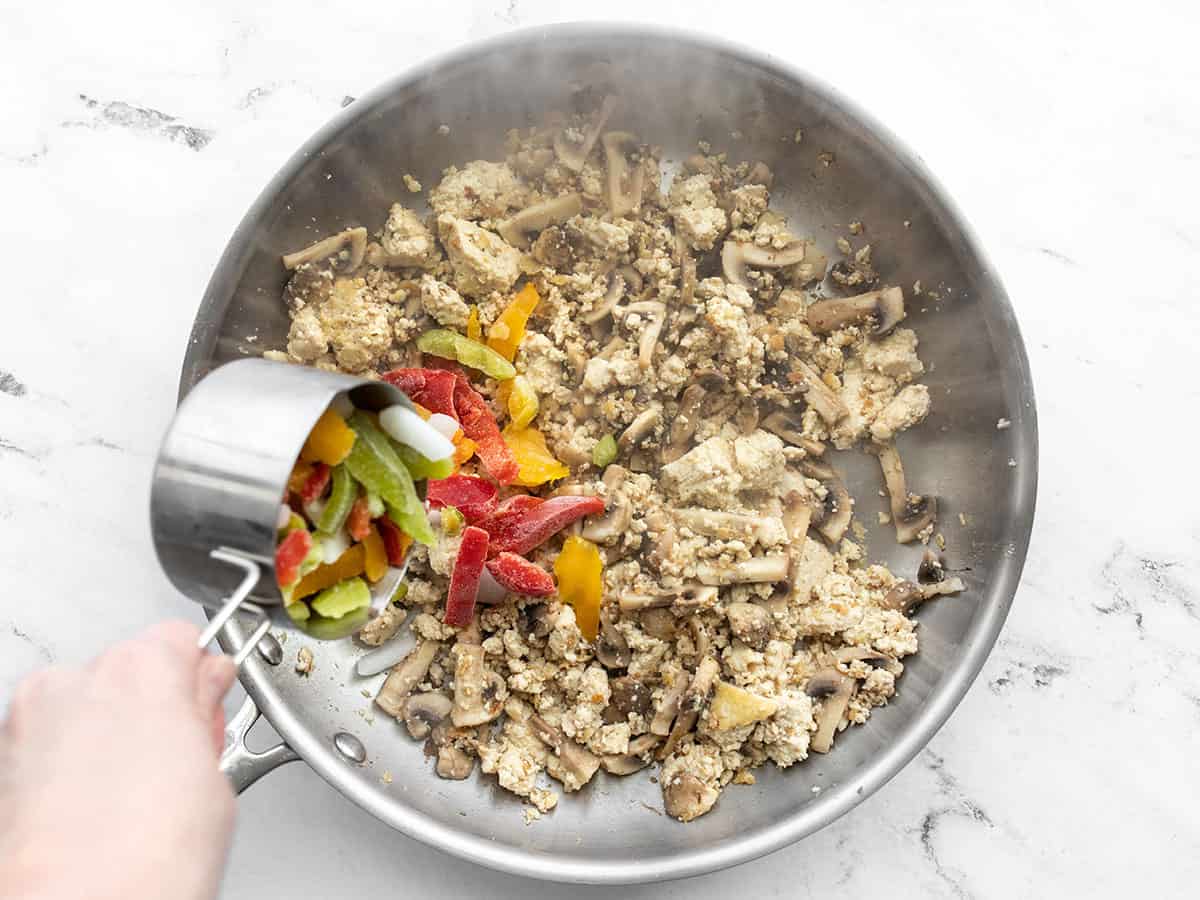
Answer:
282 227 368 272
721 239 812 287
806 667 856 754
707 681 778 731
605 675 653 723
696 555 791 586
435 744 475 780
594 615 632 669
450 644 505 727
663 772 719 822
760 409 807 446
529 715 601 791
553 94 616 172
601 733 662 775
802 459 853 545
601 131 645 218
374 640 440 718
806 286 906 337
790 361 848 425
872 441 938 543
650 676 689 737
617 403 662 453
402 691 453 740
497 193 583 248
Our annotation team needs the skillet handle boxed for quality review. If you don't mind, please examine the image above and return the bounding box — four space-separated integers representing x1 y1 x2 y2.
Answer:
220 694 299 794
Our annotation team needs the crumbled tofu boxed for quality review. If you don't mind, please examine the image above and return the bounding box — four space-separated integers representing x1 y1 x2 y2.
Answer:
380 204 440 268
858 328 925 381
668 174 728 251
429 160 524 219
437 214 522 297
418 274 471 328
295 647 314 675
402 173 422 193
870 384 931 442
661 436 741 506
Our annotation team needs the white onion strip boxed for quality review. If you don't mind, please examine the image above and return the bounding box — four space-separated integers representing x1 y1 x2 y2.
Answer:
427 413 460 440
356 631 417 677
380 405 455 461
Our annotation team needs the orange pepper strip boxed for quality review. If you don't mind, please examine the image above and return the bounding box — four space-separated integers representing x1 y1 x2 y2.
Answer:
453 433 477 467
554 535 603 642
300 409 357 466
291 544 366 600
486 283 540 362
287 460 315 496
362 527 389 582
411 402 432 421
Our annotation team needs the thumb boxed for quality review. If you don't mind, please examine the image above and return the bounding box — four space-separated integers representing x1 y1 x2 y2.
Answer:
195 653 237 754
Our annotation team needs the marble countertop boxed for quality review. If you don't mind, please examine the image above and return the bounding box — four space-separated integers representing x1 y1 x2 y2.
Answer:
2 1 1197 897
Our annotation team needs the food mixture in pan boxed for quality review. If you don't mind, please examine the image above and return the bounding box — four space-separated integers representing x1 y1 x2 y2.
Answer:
266 96 964 823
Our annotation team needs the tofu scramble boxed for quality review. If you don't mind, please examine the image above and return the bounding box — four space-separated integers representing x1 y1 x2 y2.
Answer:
266 97 964 823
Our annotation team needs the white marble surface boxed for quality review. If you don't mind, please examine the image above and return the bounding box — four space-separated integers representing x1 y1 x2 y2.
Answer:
2 1 1198 896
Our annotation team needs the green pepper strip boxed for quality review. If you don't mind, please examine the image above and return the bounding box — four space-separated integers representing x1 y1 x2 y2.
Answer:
592 434 618 468
394 442 455 481
416 329 517 381
345 413 435 545
317 464 356 534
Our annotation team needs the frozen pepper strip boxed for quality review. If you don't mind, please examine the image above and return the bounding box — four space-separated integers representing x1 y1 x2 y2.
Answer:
555 535 603 642
426 475 499 524
289 543 365 601
374 516 413 566
444 525 489 627
345 412 434 545
486 552 555 597
311 576 371 619
482 495 605 557
275 528 313 587
393 442 455 481
362 526 388 582
317 464 356 535
298 462 331 504
502 424 570 487
486 283 540 362
300 408 357 466
417 329 517 381
346 494 372 541
452 376 519 484
381 368 458 418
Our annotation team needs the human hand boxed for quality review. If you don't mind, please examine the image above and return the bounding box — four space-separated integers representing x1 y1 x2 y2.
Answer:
0 622 238 900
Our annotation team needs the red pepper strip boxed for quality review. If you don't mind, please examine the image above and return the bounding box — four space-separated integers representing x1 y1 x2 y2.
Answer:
299 462 331 504
427 474 499 524
375 516 412 566
477 494 544 543
486 552 556 597
381 368 458 418
275 528 312 587
423 356 466 377
347 495 372 541
444 525 489 626
451 376 519 484
484 495 606 557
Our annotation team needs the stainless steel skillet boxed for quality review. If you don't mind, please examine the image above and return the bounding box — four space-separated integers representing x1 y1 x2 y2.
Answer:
177 22 1037 885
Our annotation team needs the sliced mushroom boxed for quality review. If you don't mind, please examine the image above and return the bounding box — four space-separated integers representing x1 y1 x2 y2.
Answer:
619 583 718 613
721 239 813 287
639 607 678 640
602 131 645 218
450 644 504 727
581 466 632 544
583 270 626 324
650 676 689 737
674 508 780 545
696 555 791 586
659 656 720 759
882 576 966 614
519 602 554 639
601 733 661 775
553 94 616 172
617 404 662 453
803 459 853 545
402 692 453 740
374 640 440 718
605 675 652 723
435 744 475 780
736 400 760 435
801 437 827 457
529 715 601 791
806 667 856 754
678 237 697 309
663 383 707 463
594 614 632 669
806 286 906 337
497 193 583 248
282 227 368 272
686 617 710 661
790 361 848 425
918 549 947 584
623 300 666 370
663 772 719 822
725 601 771 651
833 646 896 668
760 409 806 446
873 442 937 543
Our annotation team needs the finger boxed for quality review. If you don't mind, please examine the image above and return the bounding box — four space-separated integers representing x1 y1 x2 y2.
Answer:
210 704 227 756
196 653 237 715
137 621 206 693
140 620 204 658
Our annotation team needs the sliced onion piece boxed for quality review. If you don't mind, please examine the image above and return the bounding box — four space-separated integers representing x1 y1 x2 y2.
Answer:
356 631 417 677
476 566 509 605
276 503 293 530
331 392 355 419
379 405 455 461
319 527 351 565
427 413 460 441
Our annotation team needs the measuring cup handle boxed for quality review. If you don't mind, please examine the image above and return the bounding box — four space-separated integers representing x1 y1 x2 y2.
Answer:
220 694 299 794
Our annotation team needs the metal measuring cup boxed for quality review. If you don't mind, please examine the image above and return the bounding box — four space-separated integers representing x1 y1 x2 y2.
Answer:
150 358 418 663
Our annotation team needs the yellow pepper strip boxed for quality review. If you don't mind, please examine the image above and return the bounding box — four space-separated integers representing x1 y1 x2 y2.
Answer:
486 283 540 362
466 306 482 342
504 375 539 429
362 526 388 583
502 424 569 487
555 535 603 642
411 402 432 421
452 433 477 467
291 544 366 600
300 408 357 466
287 460 315 496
